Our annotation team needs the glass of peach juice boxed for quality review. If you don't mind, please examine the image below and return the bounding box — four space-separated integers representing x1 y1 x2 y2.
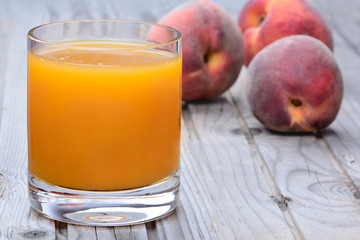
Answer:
27 20 182 226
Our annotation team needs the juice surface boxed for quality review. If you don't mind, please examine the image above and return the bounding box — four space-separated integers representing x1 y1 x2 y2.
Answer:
28 41 181 190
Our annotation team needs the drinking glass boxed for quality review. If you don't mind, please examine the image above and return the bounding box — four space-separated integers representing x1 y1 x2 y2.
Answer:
27 20 182 226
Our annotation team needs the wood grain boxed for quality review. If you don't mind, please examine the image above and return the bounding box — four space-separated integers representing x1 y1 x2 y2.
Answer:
114 224 148 240
0 2 55 238
311 0 360 194
0 0 359 239
182 94 296 239
230 60 360 240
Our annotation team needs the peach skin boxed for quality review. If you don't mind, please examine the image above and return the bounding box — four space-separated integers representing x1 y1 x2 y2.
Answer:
156 0 244 100
238 0 333 66
246 35 343 132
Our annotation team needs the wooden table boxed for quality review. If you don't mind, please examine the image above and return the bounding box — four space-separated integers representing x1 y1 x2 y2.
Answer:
1 0 360 239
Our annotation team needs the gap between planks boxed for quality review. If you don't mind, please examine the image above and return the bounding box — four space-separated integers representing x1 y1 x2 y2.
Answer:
315 132 360 200
291 0 360 211
55 221 68 240
226 92 305 240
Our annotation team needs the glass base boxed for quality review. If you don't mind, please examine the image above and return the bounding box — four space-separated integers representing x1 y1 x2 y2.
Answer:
28 171 179 226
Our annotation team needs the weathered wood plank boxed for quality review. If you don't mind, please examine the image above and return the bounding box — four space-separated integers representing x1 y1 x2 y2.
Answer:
145 209 187 240
67 225 97 240
182 91 296 239
0 0 360 239
55 221 68 240
0 1 56 238
310 0 360 193
230 66 360 240
114 224 148 240
0 18 11 126
310 0 360 95
323 99 360 185
95 227 117 239
228 2 360 238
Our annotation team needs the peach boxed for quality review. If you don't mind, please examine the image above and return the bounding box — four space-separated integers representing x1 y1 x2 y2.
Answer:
157 0 244 100
246 35 343 132
238 0 333 66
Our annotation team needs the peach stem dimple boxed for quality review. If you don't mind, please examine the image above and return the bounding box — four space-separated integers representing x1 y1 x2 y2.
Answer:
258 14 266 25
203 53 210 63
291 99 302 107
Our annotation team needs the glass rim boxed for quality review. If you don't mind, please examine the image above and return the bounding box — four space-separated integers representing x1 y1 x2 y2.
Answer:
27 19 183 51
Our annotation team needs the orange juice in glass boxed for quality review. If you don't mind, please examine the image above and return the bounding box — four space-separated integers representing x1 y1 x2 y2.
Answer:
27 20 182 226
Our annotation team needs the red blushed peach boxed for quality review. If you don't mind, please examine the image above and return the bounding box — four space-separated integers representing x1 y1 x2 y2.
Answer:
238 0 333 66
156 0 244 100
246 35 343 132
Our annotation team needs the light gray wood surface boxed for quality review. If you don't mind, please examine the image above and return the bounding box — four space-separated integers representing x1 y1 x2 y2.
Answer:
0 0 359 239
